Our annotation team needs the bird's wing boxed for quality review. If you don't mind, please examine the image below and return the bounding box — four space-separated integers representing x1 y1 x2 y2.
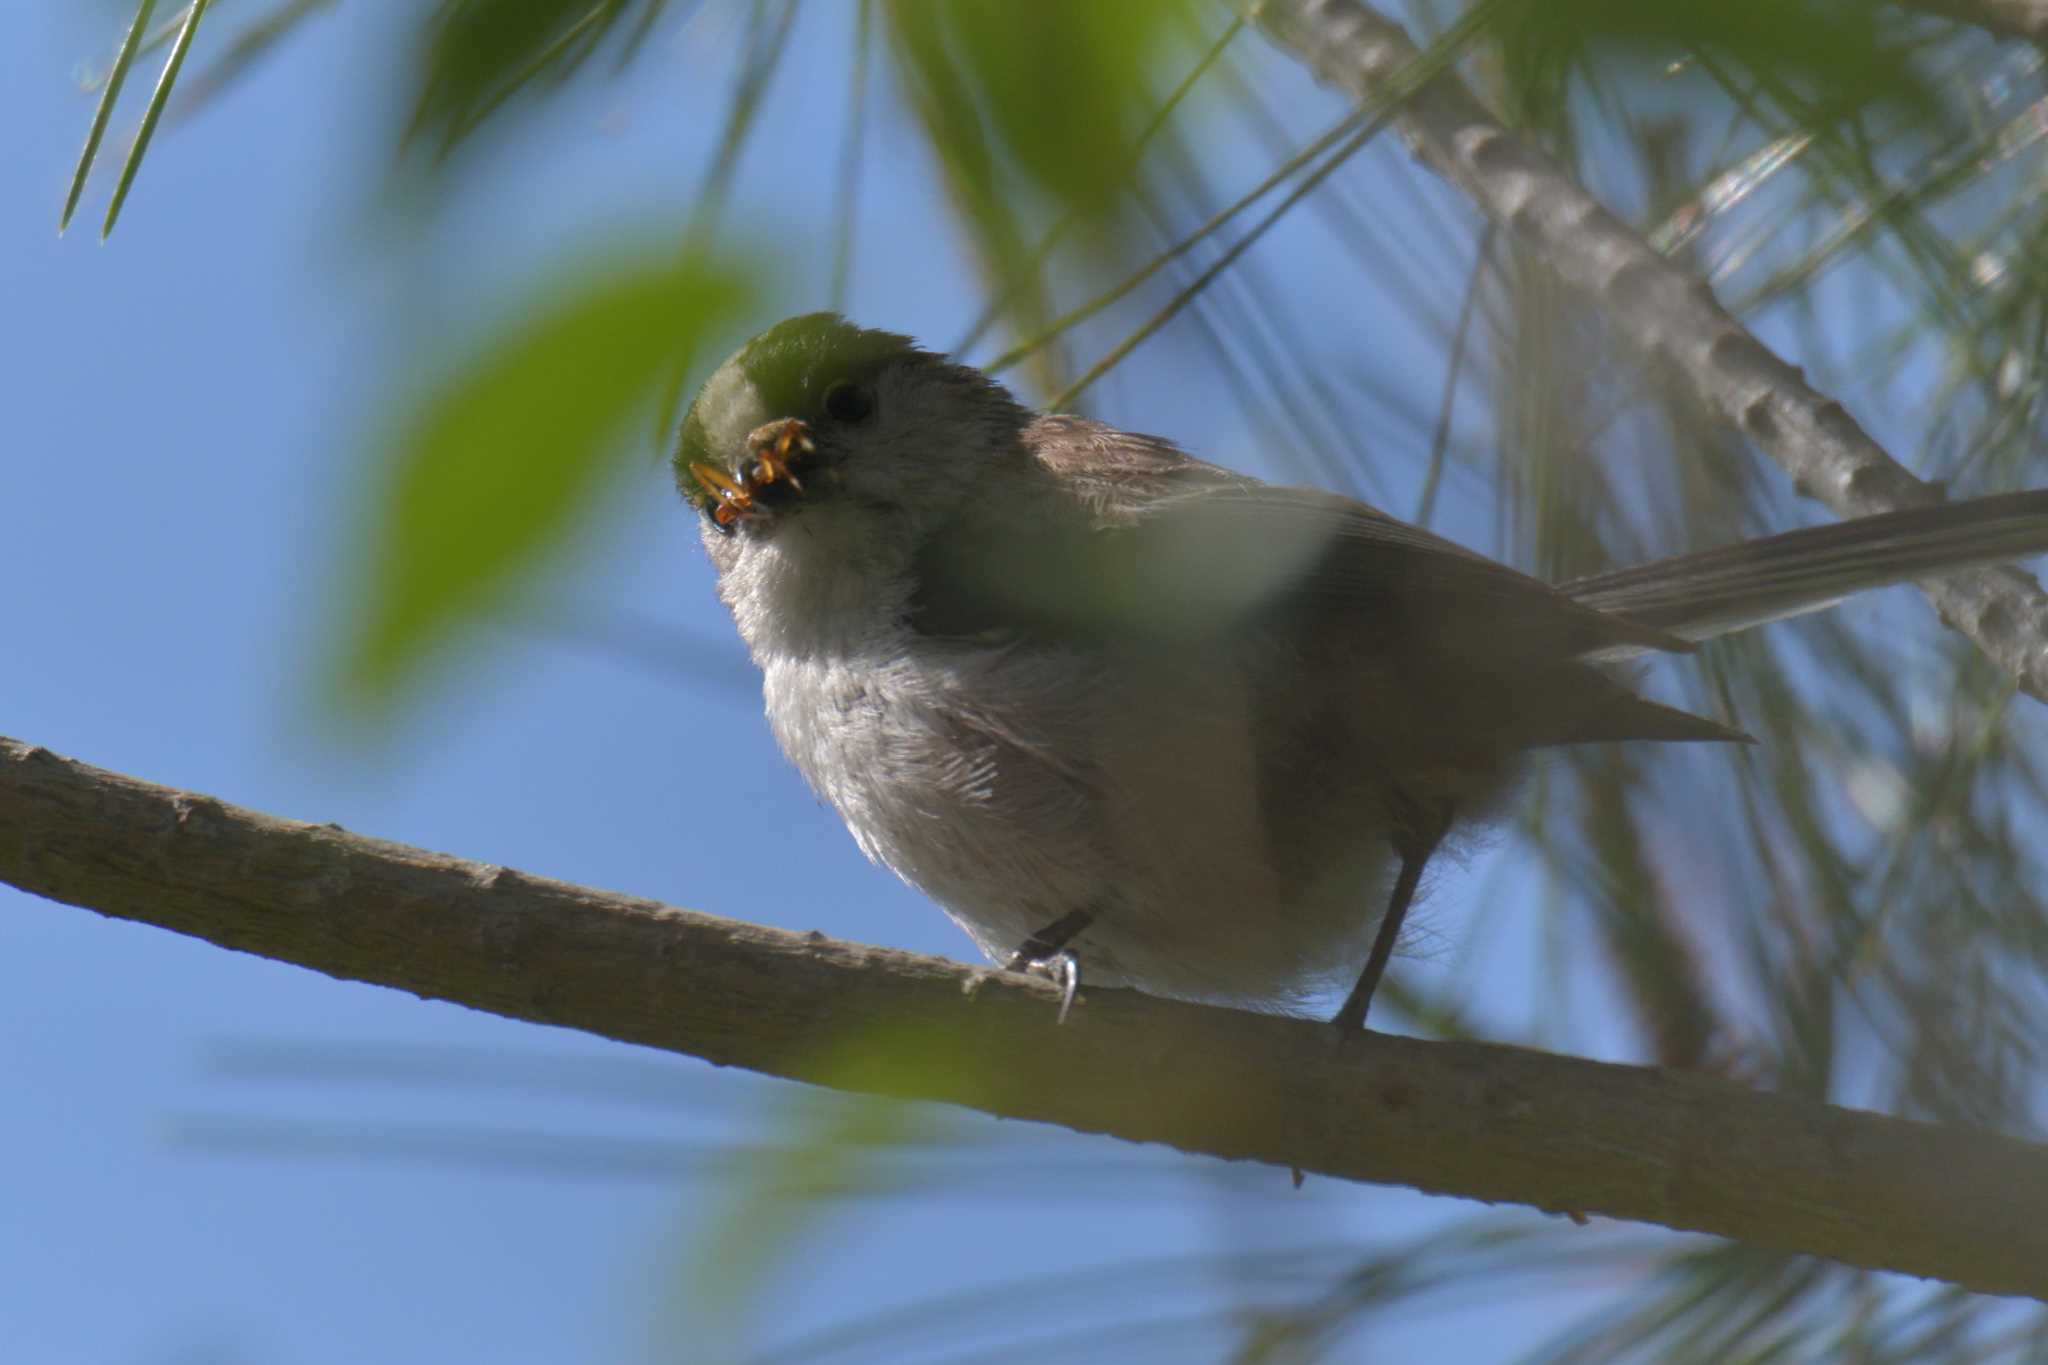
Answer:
916 416 1685 663
911 419 1739 749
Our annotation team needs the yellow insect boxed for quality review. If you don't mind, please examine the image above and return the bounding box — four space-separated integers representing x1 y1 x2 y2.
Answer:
691 418 815 528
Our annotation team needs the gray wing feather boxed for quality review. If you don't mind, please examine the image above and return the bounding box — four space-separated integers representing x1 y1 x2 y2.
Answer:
919 416 1685 661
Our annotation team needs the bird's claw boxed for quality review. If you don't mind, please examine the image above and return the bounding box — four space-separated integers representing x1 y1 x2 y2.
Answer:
1005 949 1081 1024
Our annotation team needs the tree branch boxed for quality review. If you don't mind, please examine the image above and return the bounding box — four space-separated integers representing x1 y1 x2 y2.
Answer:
1251 0 2048 701
4 733 2046 1298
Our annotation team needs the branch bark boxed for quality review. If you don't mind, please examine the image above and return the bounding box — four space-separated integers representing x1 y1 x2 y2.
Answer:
4 733 2046 1299
1251 0 2048 700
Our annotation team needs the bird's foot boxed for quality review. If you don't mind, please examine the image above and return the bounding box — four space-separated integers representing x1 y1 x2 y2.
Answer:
1003 909 1093 1023
1004 948 1082 1024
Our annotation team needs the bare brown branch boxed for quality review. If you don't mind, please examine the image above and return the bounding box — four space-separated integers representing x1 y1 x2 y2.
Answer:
1251 0 2048 700
3 733 2046 1298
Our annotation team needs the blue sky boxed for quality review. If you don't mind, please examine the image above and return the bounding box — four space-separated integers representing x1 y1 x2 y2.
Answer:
7 5 1993 1361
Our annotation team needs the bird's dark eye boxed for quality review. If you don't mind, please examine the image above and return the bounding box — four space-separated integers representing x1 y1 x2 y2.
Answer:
822 380 874 423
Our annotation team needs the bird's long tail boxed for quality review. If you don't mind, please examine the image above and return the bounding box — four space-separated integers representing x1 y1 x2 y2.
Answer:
1562 490 2048 645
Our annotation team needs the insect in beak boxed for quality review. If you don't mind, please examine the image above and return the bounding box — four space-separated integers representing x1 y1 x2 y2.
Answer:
745 417 814 496
691 418 816 528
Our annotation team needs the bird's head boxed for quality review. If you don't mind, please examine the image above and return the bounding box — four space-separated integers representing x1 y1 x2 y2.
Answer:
674 313 1032 582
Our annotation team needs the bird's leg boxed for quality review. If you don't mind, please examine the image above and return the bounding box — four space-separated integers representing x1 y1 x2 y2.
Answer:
1331 797 1454 1032
1005 908 1094 1023
1006 907 1094 965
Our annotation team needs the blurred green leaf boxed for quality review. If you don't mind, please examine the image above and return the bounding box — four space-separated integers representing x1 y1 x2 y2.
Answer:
881 0 1192 368
683 1091 931 1358
407 0 667 156
884 0 1190 219
343 251 750 703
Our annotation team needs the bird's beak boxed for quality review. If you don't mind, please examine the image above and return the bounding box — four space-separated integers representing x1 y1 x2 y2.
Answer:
691 417 816 528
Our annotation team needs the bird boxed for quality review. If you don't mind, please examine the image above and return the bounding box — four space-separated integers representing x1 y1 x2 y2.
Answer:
674 311 2048 1029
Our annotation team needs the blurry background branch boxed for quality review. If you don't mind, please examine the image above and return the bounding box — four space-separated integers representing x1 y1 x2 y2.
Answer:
6 732 2048 1299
